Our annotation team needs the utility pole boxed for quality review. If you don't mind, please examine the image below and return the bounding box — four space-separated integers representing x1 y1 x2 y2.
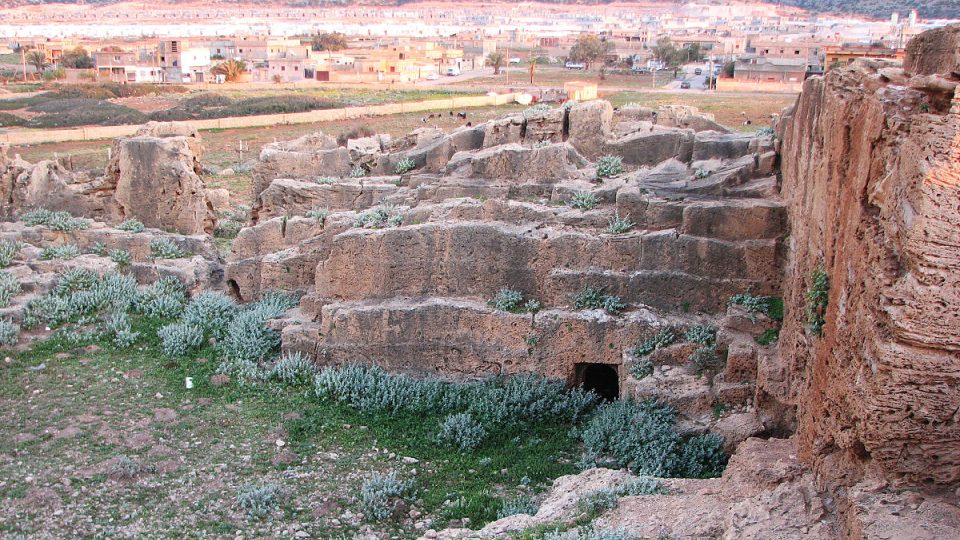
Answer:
21 46 27 82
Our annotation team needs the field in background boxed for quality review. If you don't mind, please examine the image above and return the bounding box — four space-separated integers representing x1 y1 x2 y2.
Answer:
606 91 797 129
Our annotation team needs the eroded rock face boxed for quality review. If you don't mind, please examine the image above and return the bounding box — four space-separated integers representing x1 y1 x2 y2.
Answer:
776 59 960 487
904 23 960 77
107 133 216 235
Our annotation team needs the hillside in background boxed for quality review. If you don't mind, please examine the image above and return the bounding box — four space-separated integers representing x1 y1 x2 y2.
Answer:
1 0 958 21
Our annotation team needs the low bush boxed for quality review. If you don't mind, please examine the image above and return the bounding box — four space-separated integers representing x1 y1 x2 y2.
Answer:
132 276 187 319
728 293 783 322
269 351 317 385
181 291 238 341
497 495 538 519
438 413 487 451
0 239 23 268
21 208 89 231
0 112 26 127
523 103 553 117
569 191 599 210
304 207 329 222
359 471 413 521
149 237 188 259
103 311 138 348
109 455 142 479
394 157 417 174
116 219 145 233
349 165 368 178
353 203 403 229
0 271 21 308
158 322 205 357
236 483 282 519
109 249 132 266
314 364 598 427
21 271 142 329
574 286 626 316
543 527 633 540
632 329 675 358
489 288 525 313
684 325 716 346
577 478 662 516
217 292 298 381
0 319 18 346
53 268 97 296
629 357 653 379
755 328 779 346
40 244 81 260
690 346 721 374
578 399 727 478
595 155 624 178
606 212 634 234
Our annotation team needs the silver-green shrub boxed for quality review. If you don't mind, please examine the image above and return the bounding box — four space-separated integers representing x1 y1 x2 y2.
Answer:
437 413 487 451
543 527 634 540
497 495 538 519
149 237 188 259
578 399 727 478
0 240 23 268
394 157 416 174
349 165 367 178
569 191 599 210
596 155 624 178
0 319 18 346
21 208 89 231
574 286 626 315
606 212 634 234
116 219 145 233
236 483 282 519
632 329 676 357
359 471 412 521
133 277 186 319
269 351 317 385
217 293 298 381
685 325 716 346
182 291 238 341
40 244 81 260
103 311 139 348
0 271 20 308
109 249 132 266
314 363 598 426
158 322 204 357
353 203 403 229
54 268 97 296
489 288 524 313
304 207 329 223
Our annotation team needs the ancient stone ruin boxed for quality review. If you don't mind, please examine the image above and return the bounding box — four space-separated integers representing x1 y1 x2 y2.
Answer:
2 24 959 539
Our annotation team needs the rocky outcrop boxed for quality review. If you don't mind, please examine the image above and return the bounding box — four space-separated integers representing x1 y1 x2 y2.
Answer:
775 58 960 490
904 23 960 77
106 132 216 235
0 148 111 219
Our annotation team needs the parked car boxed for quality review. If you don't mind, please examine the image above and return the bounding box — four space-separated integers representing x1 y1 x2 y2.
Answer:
631 66 650 74
509 57 522 64
425 73 440 80
680 80 691 89
565 62 586 70
446 67 461 76
694 68 703 75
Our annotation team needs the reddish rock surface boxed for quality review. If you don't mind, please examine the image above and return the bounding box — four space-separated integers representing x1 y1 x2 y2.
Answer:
776 58 960 488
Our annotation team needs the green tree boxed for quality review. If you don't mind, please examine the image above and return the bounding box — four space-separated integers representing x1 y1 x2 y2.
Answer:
651 37 677 67
486 51 505 75
60 47 94 69
568 34 613 70
211 59 247 82
25 50 49 76
311 32 347 52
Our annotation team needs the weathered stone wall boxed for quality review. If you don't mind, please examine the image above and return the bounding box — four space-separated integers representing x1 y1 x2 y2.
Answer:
776 59 960 488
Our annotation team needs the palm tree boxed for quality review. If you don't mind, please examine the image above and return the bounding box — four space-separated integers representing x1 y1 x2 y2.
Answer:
25 50 48 78
212 59 247 82
487 52 505 75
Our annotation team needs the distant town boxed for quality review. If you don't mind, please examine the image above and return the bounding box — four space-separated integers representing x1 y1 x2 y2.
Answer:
0 1 953 94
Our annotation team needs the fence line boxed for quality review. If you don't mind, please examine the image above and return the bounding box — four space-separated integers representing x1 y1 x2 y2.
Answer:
0 92 519 146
